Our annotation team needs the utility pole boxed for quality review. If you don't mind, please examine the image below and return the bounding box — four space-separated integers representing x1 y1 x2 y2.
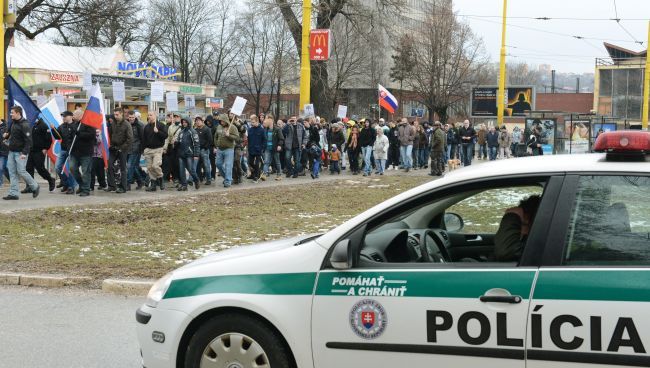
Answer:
298 0 311 115
576 77 580 93
551 70 556 94
641 22 650 130
497 0 508 126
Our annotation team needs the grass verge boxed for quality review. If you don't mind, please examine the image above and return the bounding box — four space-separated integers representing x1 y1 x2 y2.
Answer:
0 176 430 280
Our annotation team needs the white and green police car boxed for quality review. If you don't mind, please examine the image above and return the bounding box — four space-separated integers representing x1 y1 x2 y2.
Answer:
137 130 650 368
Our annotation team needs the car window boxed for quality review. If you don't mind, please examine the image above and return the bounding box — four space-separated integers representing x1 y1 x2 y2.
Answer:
446 186 543 234
564 176 650 266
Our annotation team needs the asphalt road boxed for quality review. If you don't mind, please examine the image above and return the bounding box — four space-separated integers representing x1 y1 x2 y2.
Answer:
0 286 144 368
0 166 435 213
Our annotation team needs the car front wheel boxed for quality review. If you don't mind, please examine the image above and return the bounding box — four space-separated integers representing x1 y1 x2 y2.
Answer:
184 313 293 368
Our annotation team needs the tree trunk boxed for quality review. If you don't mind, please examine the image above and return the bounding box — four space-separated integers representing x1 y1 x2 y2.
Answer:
434 106 449 124
311 61 331 119
399 79 403 117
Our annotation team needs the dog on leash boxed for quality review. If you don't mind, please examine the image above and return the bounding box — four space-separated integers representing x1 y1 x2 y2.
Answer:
447 159 461 171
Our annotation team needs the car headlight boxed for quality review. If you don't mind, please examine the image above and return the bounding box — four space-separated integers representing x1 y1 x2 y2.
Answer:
146 273 173 308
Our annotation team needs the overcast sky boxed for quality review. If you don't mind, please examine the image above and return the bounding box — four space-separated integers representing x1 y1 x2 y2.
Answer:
453 0 649 74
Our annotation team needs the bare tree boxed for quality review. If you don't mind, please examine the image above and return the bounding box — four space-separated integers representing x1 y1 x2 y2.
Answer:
230 10 275 116
151 0 213 83
5 0 82 69
203 5 238 91
407 1 487 122
326 18 367 114
389 34 416 117
52 0 138 52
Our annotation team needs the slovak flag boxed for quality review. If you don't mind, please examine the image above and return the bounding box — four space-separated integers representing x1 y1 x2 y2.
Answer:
80 83 105 130
378 84 398 114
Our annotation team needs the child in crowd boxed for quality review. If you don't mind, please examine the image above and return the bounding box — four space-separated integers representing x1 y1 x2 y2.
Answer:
329 144 341 174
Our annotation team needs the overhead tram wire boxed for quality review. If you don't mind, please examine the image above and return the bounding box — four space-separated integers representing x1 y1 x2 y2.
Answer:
457 14 650 21
461 15 642 45
612 0 644 45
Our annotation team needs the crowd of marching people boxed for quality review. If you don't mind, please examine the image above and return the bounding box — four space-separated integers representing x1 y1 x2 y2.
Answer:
0 104 542 200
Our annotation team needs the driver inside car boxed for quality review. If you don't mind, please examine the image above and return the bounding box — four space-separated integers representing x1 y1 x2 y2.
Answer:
494 195 542 262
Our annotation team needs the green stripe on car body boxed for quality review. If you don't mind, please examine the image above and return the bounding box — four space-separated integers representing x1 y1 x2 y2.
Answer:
534 270 650 302
163 272 317 299
162 269 650 302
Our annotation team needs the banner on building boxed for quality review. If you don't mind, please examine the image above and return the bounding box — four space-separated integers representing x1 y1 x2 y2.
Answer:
471 86 535 117
184 95 196 110
207 98 224 109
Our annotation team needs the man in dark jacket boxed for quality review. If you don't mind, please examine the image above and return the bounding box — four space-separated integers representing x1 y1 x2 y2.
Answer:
486 126 499 161
204 114 217 182
446 123 459 161
69 114 96 197
126 110 146 190
106 107 133 193
194 116 213 185
142 111 169 192
54 111 77 193
246 115 266 182
359 120 375 176
262 116 284 181
386 121 400 170
175 117 200 191
24 118 56 192
458 120 476 167
2 106 40 200
282 116 307 178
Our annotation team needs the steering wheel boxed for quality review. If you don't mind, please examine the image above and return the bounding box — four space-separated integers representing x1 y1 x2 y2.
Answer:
422 230 452 263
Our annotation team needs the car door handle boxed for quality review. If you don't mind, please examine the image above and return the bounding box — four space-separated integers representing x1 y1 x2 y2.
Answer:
466 235 483 242
479 295 522 304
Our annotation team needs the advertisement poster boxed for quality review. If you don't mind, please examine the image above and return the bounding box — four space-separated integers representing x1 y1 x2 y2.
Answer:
569 120 591 154
592 123 617 138
525 118 556 155
471 86 535 117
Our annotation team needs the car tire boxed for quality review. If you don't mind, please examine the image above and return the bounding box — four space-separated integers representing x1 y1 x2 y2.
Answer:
184 313 293 368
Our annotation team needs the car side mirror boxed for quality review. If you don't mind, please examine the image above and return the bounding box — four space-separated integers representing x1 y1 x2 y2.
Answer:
444 213 464 232
330 239 352 270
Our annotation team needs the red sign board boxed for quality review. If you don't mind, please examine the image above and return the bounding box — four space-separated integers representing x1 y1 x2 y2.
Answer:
49 72 80 84
309 29 331 61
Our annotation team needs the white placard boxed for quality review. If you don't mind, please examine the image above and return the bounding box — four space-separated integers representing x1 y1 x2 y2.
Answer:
150 82 164 102
112 81 126 102
53 94 66 113
166 92 178 112
337 105 348 119
231 96 247 116
304 104 315 117
36 95 47 108
184 95 196 110
83 71 92 91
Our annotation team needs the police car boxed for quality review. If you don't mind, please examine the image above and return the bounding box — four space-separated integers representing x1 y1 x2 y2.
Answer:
137 130 650 368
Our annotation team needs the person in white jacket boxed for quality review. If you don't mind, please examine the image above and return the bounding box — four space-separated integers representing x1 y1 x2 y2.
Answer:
373 127 389 175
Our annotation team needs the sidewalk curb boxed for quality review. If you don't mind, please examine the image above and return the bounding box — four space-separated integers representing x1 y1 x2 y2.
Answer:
102 279 155 296
1 273 154 296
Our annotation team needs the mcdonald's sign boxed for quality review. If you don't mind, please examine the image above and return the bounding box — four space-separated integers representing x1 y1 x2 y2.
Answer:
309 29 331 61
